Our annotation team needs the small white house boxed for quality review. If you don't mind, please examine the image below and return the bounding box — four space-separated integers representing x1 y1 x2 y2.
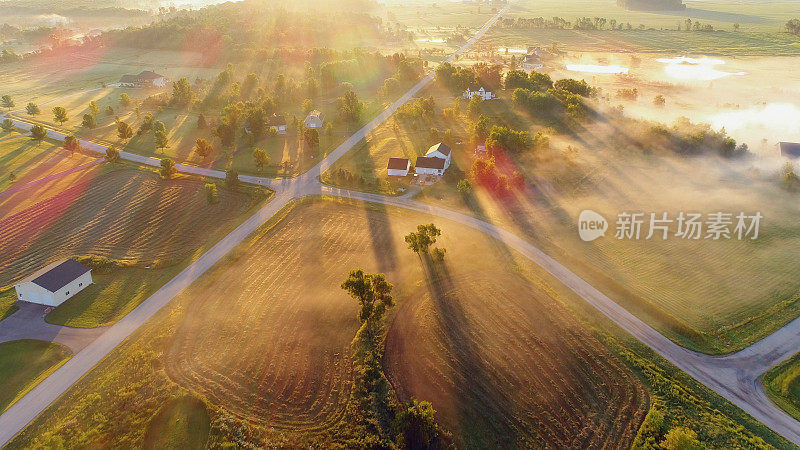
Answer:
14 259 93 307
304 110 324 129
415 156 447 176
267 113 287 134
387 157 411 177
462 87 495 101
425 142 452 169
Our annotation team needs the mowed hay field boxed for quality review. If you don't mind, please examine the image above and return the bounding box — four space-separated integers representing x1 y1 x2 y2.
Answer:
0 166 263 288
8 199 647 448
385 270 646 448
159 200 647 443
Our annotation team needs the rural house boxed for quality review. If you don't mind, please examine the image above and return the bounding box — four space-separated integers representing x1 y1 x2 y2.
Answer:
778 142 800 158
425 142 452 168
14 259 93 307
415 156 447 176
304 110 325 129
462 87 495 101
118 70 169 88
267 113 287 134
523 47 543 71
387 157 411 177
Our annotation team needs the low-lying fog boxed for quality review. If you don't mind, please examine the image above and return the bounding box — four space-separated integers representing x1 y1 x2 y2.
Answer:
554 53 800 154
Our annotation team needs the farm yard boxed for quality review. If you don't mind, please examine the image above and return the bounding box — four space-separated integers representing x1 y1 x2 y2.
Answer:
0 165 269 326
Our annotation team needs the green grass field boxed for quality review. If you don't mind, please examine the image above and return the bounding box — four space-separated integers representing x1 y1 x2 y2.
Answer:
0 340 72 413
0 289 19 322
44 263 187 328
142 396 210 450
763 352 800 422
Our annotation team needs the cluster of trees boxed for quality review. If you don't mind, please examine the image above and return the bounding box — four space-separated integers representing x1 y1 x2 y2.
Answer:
470 156 525 197
644 117 747 157
404 223 446 261
435 62 503 92
788 19 800 35
505 70 553 92
395 96 435 124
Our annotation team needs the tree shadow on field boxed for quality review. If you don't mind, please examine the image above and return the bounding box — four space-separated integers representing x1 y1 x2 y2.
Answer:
419 254 521 447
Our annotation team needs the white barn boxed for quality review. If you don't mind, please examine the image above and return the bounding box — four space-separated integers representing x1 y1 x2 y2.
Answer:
415 156 447 176
387 157 411 177
14 259 93 307
425 142 452 169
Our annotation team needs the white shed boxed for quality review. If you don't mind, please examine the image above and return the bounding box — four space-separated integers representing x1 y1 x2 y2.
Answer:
14 259 93 307
387 157 411 177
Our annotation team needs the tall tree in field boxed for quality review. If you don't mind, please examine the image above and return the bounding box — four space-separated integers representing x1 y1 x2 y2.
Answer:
1 95 14 109
204 183 218 204
30 125 47 145
119 93 132 107
1 118 14 132
89 101 100 116
395 399 443 449
303 128 319 148
52 106 68 125
154 130 169 151
106 146 120 162
117 120 133 140
170 77 193 107
64 135 80 153
105 105 114 116
194 138 213 159
341 269 394 340
404 224 442 254
253 147 269 171
337 90 364 123
82 113 96 129
26 102 41 115
160 158 177 178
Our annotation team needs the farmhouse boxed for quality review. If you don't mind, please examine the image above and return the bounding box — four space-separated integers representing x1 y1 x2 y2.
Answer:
523 47 544 71
387 157 411 177
14 259 92 307
415 156 447 176
304 110 325 129
778 142 800 158
462 87 495 101
267 113 287 134
118 70 169 88
425 142 452 167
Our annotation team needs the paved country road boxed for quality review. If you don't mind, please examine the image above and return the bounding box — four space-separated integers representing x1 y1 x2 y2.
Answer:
3 2 800 446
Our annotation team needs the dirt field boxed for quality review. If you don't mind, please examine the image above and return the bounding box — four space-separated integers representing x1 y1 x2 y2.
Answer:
385 269 647 448
0 167 261 288
7 199 649 447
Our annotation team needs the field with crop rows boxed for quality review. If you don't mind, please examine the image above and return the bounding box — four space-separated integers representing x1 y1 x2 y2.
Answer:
7 200 649 447
0 168 260 287
385 269 647 448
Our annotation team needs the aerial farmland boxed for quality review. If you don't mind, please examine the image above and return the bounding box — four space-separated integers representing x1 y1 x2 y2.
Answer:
2 0 800 448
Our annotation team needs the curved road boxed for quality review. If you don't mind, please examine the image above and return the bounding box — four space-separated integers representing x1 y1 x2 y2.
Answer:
3 3 800 446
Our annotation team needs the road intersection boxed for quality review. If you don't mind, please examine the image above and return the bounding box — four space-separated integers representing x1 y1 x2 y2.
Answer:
3 3 800 447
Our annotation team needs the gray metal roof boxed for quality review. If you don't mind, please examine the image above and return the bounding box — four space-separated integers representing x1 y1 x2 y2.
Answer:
31 259 91 293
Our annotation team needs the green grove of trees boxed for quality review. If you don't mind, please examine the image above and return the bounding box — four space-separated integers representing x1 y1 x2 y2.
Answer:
0 118 14 132
52 106 68 125
82 113 97 129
